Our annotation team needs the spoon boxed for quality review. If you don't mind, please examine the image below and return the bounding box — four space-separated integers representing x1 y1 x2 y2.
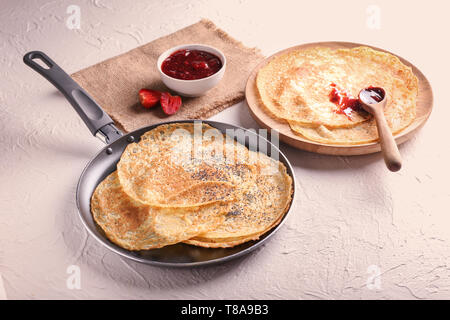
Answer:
358 87 402 172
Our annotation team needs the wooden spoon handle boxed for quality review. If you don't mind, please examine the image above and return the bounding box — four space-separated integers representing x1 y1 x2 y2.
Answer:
373 111 402 172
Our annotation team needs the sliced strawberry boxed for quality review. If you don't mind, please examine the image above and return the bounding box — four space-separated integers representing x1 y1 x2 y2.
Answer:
139 89 161 109
160 92 182 115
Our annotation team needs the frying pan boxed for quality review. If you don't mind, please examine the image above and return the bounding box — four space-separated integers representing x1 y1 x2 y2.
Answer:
23 51 296 267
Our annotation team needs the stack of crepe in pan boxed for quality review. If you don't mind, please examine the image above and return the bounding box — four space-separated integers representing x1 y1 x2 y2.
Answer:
91 123 293 250
256 46 419 144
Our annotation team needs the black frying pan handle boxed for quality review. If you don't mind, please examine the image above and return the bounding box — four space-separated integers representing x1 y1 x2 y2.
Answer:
23 51 116 137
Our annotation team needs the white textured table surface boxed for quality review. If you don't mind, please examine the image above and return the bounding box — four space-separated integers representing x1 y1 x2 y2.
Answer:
1 0 449 300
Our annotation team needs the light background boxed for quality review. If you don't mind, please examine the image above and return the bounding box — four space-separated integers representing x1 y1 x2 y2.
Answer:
1 0 449 299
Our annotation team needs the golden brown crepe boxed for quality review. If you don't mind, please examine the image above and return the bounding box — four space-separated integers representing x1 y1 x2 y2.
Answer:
90 172 228 250
91 123 293 250
117 123 248 207
184 154 293 247
256 46 418 144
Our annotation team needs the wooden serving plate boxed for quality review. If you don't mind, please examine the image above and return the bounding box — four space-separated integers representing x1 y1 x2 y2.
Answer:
245 41 433 155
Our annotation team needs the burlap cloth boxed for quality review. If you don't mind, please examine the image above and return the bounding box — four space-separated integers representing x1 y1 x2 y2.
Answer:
71 19 264 133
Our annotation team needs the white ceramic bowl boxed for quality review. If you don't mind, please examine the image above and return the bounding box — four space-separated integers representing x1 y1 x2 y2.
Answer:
157 44 226 97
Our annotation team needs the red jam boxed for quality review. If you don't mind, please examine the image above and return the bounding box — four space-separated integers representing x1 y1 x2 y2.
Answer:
161 49 222 80
329 83 363 120
359 86 385 104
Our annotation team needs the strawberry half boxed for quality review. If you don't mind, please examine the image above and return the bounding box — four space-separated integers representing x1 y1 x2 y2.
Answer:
160 92 182 115
139 89 161 109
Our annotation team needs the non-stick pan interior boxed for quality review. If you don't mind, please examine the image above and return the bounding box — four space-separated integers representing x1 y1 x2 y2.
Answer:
76 120 296 267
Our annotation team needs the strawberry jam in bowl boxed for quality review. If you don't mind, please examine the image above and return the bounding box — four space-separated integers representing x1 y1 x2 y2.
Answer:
162 49 222 80
157 44 226 97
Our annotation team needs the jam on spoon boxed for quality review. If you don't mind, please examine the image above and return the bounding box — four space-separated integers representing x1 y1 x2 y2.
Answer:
359 86 385 104
161 49 223 80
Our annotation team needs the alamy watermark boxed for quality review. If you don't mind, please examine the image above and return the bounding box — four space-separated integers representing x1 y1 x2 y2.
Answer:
66 265 81 290
366 5 381 30
366 265 382 290
167 121 280 175
66 5 81 30
0 273 7 300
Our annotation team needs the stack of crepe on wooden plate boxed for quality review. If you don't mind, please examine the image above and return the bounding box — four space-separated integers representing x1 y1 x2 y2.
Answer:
256 46 418 144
